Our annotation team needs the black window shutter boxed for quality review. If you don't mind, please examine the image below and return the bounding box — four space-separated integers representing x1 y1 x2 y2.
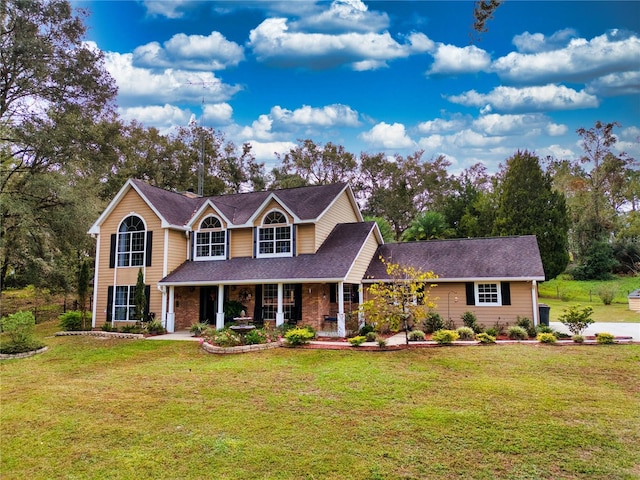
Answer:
294 284 302 322
292 226 296 257
465 282 475 306
109 234 116 268
253 284 263 321
226 231 230 259
501 282 511 306
145 231 153 266
144 285 151 317
106 286 114 321
253 227 257 257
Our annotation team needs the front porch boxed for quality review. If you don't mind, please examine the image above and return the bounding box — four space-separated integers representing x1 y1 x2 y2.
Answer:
160 281 362 337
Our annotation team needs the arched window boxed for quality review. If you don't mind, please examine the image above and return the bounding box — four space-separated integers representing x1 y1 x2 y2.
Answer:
117 215 146 267
257 210 292 258
195 215 226 260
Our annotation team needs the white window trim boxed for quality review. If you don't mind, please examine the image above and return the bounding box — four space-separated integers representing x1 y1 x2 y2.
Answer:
194 215 226 261
114 285 137 321
256 210 292 259
117 215 146 268
475 282 502 306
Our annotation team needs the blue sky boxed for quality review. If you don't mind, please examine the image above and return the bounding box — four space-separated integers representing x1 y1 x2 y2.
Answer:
78 0 640 173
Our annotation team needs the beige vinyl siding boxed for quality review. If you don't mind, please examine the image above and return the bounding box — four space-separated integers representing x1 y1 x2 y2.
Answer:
94 188 165 327
192 208 228 229
315 191 359 250
296 224 315 255
166 229 188 273
429 282 536 327
230 228 253 258
345 231 380 284
628 297 640 313
253 199 292 226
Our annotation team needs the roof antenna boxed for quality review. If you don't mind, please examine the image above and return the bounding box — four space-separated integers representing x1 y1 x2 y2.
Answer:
187 80 215 196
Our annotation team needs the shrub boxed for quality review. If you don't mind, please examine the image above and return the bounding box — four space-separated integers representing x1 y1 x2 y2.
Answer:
537 325 554 334
461 311 482 333
145 320 166 335
59 310 91 331
359 323 376 336
1 311 36 346
572 334 585 344
348 336 367 347
244 328 272 345
189 322 209 337
101 322 117 332
365 331 378 342
422 312 444 334
492 321 507 336
377 338 388 348
205 328 242 347
537 332 557 344
596 332 615 344
120 324 142 334
456 326 475 340
507 326 528 340
284 327 315 346
485 327 499 337
597 286 616 305
408 330 426 341
558 305 594 335
475 332 496 344
515 316 536 338
432 329 459 344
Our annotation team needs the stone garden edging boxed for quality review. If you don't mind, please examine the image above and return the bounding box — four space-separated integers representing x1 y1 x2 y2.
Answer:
200 340 283 354
55 331 145 340
0 346 49 360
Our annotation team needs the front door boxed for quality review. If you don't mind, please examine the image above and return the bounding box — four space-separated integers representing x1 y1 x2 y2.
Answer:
199 286 218 324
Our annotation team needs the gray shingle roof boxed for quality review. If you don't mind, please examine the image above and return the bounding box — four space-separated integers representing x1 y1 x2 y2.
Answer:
364 236 545 281
160 222 377 284
131 179 348 227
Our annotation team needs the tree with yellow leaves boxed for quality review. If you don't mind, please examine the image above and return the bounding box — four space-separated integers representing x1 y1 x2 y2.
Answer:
362 257 438 345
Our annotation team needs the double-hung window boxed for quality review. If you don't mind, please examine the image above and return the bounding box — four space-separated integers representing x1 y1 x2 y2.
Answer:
195 216 226 260
117 216 146 267
114 285 137 321
257 211 292 258
476 282 501 306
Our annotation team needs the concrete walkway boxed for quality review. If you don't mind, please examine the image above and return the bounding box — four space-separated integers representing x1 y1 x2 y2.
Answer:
550 322 640 341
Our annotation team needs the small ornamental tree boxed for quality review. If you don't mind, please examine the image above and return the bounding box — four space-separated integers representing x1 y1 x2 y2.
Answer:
558 305 594 336
362 257 438 345
134 269 147 324
77 260 90 330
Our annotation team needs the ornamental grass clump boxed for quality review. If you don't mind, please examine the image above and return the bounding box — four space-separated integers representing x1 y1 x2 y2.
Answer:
431 329 459 345
507 326 528 340
408 330 426 341
456 326 475 340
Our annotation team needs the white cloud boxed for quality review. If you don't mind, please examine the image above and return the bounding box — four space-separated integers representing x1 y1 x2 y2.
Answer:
472 113 567 137
512 29 578 53
133 32 244 71
428 44 491 75
539 144 577 161
270 104 360 127
203 103 233 124
449 129 506 148
493 30 640 84
248 140 297 166
417 118 466 134
248 17 432 70
118 104 191 132
360 122 414 149
586 71 640 97
417 134 445 150
546 123 568 136
239 115 276 141
142 0 190 19
103 51 242 106
447 84 599 112
294 0 389 33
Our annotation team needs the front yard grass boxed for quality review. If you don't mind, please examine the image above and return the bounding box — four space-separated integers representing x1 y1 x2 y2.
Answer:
1 321 639 480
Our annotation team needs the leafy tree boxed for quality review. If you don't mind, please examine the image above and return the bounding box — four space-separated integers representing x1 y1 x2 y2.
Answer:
1 0 116 289
571 240 616 280
558 305 594 336
402 211 454 241
77 259 90 330
362 258 438 345
494 151 569 280
364 216 395 243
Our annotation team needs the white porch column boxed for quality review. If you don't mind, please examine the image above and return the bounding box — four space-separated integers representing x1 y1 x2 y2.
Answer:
216 285 225 330
357 284 365 330
166 286 175 332
276 283 285 326
531 280 539 326
159 286 167 329
337 281 346 337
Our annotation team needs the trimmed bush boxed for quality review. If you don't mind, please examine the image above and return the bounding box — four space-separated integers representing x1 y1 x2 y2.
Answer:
572 334 585 344
423 312 444 334
475 332 496 344
432 329 459 344
507 326 528 340
537 332 557 344
408 330 426 341
596 332 615 344
485 327 499 337
0 311 44 354
59 310 91 331
284 327 315 346
515 316 536 338
456 326 475 340
348 336 367 347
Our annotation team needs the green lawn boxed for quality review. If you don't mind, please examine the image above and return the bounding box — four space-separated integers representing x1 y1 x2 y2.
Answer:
539 276 640 323
1 321 639 480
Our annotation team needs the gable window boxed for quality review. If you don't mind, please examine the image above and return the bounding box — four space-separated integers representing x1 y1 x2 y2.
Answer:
117 216 146 267
195 216 226 260
476 282 501 306
257 211 292 258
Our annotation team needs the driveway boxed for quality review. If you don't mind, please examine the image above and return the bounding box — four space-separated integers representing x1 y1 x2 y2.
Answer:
550 322 640 341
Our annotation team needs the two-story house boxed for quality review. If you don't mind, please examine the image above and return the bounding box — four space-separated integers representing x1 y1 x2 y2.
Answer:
88 179 546 336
